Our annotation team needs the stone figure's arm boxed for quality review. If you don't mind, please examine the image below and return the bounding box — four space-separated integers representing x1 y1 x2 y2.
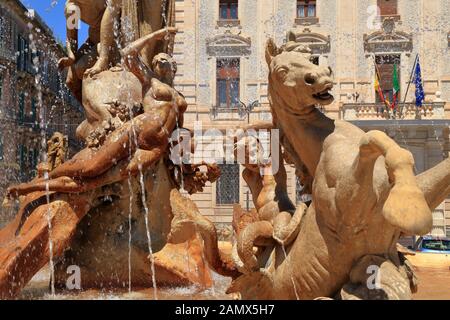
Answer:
58 1 78 69
121 28 177 87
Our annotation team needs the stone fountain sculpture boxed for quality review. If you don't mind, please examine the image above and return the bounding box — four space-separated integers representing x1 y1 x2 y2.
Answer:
168 38 450 300
1 1 449 298
0 1 235 299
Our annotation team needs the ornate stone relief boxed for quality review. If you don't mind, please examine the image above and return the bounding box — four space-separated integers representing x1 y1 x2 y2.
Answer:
287 28 330 55
364 17 412 53
206 30 251 56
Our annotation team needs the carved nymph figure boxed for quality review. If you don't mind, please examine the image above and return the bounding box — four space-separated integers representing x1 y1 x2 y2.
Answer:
7 27 185 197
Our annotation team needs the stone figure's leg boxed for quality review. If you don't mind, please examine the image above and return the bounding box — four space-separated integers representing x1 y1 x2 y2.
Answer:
237 221 274 273
7 163 129 198
7 177 103 197
64 42 97 103
7 177 82 197
168 189 239 278
48 132 132 179
339 255 413 300
0 199 90 299
358 130 432 235
272 203 307 247
65 65 82 103
84 0 122 77
416 157 450 210
73 41 98 80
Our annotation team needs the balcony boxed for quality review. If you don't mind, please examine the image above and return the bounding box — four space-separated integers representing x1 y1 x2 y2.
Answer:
210 101 262 121
210 105 245 121
17 118 40 132
295 17 319 26
217 19 241 28
340 102 445 121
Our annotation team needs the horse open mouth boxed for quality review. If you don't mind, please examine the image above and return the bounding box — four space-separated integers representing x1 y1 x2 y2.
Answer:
313 89 333 101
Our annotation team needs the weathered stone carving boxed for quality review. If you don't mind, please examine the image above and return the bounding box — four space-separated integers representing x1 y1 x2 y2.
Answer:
1 0 449 299
364 17 413 53
0 16 211 298
175 38 450 300
206 31 252 57
58 0 108 102
36 132 68 176
230 38 449 299
286 29 330 55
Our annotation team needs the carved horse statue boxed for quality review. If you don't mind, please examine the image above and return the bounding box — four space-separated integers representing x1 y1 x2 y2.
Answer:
170 39 450 300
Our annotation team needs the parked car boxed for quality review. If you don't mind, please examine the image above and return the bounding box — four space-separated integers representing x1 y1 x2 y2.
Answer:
414 236 450 254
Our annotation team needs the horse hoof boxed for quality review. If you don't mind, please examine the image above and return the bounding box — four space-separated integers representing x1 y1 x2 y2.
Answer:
383 183 432 235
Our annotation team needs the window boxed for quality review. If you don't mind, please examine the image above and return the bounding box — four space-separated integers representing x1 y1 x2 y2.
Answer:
17 35 29 72
216 58 240 108
297 0 316 18
28 148 39 172
18 144 26 170
0 16 5 50
216 164 240 205
375 55 400 103
16 144 38 179
0 135 3 161
31 97 37 121
219 0 238 20
18 93 25 122
377 0 397 16
311 56 319 65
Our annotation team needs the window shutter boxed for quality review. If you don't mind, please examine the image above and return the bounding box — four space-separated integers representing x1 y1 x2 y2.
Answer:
377 0 398 16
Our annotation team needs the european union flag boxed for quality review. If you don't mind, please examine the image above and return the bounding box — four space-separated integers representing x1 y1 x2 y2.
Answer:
413 57 425 107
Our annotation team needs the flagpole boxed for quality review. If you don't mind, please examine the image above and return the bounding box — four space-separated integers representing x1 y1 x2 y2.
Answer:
399 54 419 119
372 55 390 118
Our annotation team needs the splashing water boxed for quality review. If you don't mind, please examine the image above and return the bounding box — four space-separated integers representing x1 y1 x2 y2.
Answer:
26 20 56 297
127 176 133 293
117 9 160 298
138 168 158 299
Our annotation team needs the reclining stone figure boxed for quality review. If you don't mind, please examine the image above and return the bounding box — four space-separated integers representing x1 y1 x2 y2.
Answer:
7 28 183 198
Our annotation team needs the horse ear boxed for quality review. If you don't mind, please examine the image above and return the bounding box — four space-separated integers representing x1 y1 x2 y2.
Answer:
265 38 279 66
286 30 296 42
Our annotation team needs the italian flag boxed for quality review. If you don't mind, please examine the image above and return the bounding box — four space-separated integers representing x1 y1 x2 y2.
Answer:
392 63 400 109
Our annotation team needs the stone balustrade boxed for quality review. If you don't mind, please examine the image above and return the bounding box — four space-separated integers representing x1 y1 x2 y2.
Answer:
341 102 446 121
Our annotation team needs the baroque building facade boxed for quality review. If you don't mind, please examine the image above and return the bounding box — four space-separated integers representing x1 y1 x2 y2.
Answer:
0 0 84 225
171 0 450 238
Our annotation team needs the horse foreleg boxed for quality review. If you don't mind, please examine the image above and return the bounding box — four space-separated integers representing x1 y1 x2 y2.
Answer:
0 197 90 299
416 157 450 211
358 130 432 235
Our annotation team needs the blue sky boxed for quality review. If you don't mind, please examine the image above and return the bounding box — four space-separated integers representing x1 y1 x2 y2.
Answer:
20 0 88 44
